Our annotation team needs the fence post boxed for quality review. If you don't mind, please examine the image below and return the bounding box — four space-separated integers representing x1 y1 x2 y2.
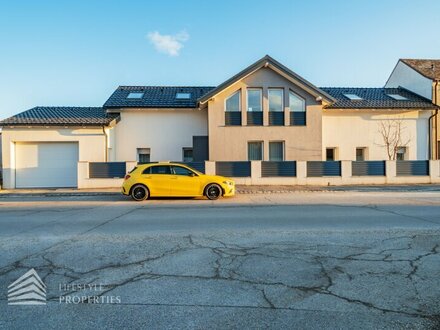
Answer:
297 161 307 185
386 160 396 183
430 160 440 183
341 160 352 183
205 161 216 175
251 161 261 184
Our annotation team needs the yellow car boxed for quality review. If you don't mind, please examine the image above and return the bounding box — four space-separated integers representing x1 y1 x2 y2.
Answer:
122 162 235 201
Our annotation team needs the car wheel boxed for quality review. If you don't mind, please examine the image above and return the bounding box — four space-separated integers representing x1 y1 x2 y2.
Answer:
205 184 222 200
131 185 149 201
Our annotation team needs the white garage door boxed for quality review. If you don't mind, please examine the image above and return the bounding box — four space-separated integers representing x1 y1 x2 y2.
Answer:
15 142 79 188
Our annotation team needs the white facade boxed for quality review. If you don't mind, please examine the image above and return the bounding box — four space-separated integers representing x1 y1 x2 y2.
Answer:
385 61 433 99
1 127 106 188
322 110 430 160
109 108 208 162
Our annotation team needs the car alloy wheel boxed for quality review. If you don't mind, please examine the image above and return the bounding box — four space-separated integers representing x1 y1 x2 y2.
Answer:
206 184 221 200
131 185 149 201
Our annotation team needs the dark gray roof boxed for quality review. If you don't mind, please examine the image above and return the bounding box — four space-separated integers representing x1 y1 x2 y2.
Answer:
401 59 440 81
103 86 215 108
0 107 117 126
320 87 438 109
198 55 336 104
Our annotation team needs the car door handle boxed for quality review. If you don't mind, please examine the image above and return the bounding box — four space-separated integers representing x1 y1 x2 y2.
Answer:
170 176 178 179
143 176 152 179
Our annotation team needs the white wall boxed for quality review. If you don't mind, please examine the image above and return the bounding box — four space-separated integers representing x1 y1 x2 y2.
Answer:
1 127 106 188
385 61 433 100
112 109 208 162
322 110 430 160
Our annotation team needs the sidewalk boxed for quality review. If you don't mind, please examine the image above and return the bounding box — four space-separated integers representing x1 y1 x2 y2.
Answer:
1 184 440 197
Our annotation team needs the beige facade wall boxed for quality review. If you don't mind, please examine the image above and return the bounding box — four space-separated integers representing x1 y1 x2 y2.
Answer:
207 67 322 161
1 127 107 188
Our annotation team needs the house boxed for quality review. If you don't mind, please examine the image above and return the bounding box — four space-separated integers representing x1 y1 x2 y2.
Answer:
385 59 440 159
0 55 438 188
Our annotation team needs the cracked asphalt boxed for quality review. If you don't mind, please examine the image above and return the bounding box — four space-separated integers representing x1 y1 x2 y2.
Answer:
0 191 439 329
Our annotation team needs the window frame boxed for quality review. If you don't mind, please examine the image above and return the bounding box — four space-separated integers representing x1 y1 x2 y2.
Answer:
247 141 264 161
127 92 144 99
176 92 191 99
224 90 241 112
268 88 284 112
356 147 367 161
326 148 337 161
288 90 306 112
247 88 263 112
182 147 193 162
396 146 407 161
269 141 285 161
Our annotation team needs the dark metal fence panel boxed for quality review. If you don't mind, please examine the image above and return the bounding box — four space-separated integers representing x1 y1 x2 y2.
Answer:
216 161 251 177
307 161 341 177
396 161 429 176
89 162 126 178
352 161 386 176
247 112 263 126
225 112 241 126
261 161 296 177
290 112 306 126
268 112 284 126
193 136 209 162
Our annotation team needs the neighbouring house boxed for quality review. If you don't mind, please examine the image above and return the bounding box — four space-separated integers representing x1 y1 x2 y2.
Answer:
0 55 438 188
385 59 440 159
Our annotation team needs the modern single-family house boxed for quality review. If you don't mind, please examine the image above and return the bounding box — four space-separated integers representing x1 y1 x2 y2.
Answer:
0 55 438 188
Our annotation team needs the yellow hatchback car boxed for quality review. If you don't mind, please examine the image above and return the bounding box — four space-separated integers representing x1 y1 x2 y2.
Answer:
122 162 235 201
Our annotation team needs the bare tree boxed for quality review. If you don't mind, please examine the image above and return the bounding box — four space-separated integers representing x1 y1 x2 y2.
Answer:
377 118 411 160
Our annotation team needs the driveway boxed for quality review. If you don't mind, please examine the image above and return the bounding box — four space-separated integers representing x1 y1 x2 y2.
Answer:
0 191 439 329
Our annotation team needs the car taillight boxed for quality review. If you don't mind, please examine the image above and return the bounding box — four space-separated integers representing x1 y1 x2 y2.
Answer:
124 174 131 180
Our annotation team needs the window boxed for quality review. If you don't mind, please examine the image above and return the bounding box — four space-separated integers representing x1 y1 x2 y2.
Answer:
289 91 305 112
269 142 284 161
356 148 366 161
387 94 408 100
248 142 263 161
247 89 262 112
172 166 195 176
269 89 283 112
396 147 407 161
225 91 240 112
127 92 144 99
150 165 171 174
343 94 363 100
182 148 193 162
176 93 191 99
137 148 150 163
326 148 336 161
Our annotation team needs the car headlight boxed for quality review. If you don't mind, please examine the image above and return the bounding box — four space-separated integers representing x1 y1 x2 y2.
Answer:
223 180 233 186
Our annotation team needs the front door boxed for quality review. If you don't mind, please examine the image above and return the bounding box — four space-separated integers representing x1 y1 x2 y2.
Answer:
170 165 201 196
141 165 172 196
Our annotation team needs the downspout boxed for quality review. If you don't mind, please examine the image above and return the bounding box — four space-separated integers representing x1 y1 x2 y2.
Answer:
435 81 439 159
102 126 108 162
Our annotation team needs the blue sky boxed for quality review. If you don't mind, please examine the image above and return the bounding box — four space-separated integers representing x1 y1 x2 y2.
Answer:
0 0 439 119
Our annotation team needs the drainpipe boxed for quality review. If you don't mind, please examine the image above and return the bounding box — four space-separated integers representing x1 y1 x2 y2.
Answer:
428 81 439 160
435 81 439 159
102 127 108 162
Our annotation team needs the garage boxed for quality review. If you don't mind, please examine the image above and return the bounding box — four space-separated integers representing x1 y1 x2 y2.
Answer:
15 142 79 188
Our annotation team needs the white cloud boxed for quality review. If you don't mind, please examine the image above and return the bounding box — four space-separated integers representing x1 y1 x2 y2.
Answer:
147 30 189 56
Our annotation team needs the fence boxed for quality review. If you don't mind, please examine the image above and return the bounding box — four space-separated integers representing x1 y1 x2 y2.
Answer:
352 161 386 176
307 161 341 177
396 161 429 176
261 161 296 177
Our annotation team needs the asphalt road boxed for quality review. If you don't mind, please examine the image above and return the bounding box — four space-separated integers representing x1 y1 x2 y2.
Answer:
0 191 439 329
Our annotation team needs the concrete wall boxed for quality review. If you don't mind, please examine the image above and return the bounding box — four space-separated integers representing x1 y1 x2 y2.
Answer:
207 67 323 161
111 109 208 162
385 61 433 100
1 127 106 188
77 161 137 189
322 110 430 160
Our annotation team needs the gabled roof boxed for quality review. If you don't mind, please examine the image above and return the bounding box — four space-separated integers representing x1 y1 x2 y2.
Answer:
0 107 117 126
103 86 215 109
321 87 438 110
400 59 440 81
198 55 336 104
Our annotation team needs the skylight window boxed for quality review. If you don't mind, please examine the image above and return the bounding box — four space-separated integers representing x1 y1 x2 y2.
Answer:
387 94 408 100
127 92 144 99
176 93 191 99
343 93 363 100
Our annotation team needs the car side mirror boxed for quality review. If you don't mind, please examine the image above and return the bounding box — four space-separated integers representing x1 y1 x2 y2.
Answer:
189 172 196 177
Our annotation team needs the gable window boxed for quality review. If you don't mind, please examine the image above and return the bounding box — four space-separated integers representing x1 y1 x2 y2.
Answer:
269 141 284 161
137 148 151 163
344 93 363 100
225 90 241 126
248 141 263 161
127 92 144 99
247 89 263 125
269 89 284 126
289 91 306 126
182 148 193 162
176 93 191 99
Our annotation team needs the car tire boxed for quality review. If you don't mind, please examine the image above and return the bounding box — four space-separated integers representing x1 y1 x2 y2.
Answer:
131 185 149 201
205 183 222 200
